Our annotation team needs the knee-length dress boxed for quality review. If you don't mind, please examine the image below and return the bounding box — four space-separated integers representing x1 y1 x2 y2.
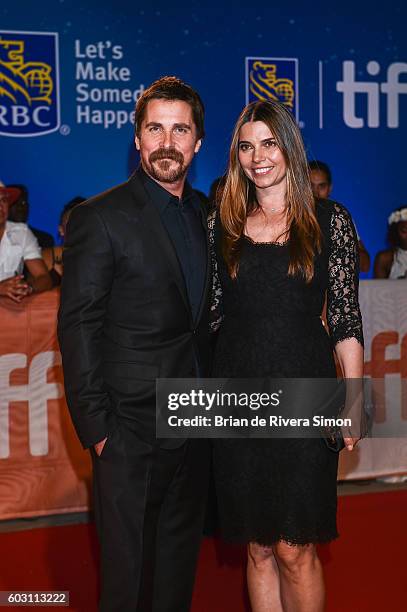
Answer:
209 200 364 546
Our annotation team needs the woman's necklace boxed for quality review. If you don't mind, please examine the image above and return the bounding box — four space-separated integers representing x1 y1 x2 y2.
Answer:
247 207 288 242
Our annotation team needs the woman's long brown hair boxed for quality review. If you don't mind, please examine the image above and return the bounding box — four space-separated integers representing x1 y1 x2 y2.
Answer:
220 100 321 282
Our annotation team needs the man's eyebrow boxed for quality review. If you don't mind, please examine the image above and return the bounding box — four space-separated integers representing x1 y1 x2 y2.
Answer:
144 121 192 130
173 122 192 130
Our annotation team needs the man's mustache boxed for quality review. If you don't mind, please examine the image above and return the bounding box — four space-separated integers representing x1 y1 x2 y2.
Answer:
149 147 184 165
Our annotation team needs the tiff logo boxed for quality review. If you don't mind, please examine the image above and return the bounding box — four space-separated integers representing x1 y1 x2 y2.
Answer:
364 332 407 423
336 60 407 128
0 351 63 458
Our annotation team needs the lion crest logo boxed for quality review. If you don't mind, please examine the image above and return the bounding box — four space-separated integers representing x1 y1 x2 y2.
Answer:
0 31 60 137
246 57 299 119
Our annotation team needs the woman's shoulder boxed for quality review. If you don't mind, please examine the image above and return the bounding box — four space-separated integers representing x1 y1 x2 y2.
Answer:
375 248 393 258
373 249 394 278
315 198 356 238
208 207 220 241
315 198 352 221
374 249 394 266
208 206 217 227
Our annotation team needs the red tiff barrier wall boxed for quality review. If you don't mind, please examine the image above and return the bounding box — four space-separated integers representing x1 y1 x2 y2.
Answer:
0 289 91 520
0 282 406 519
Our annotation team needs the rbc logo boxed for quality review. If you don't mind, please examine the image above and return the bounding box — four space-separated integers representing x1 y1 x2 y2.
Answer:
246 57 299 120
337 60 407 128
0 30 60 137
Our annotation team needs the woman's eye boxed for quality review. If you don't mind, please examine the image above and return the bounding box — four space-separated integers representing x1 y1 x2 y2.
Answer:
239 143 251 151
264 140 277 148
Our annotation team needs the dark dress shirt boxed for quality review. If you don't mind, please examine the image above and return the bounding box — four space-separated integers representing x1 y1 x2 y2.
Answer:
139 168 207 323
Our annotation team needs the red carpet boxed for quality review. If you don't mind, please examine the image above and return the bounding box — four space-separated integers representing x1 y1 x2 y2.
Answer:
0 491 406 611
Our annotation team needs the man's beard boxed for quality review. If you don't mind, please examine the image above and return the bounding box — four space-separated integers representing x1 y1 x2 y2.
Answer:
147 147 186 183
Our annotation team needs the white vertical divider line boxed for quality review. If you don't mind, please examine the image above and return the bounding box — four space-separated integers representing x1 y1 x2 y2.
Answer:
245 57 249 106
295 58 299 122
319 61 323 129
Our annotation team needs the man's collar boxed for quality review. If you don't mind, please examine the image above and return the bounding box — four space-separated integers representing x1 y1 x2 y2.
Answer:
137 166 194 207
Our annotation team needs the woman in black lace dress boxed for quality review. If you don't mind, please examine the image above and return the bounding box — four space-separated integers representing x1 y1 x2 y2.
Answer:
209 100 364 612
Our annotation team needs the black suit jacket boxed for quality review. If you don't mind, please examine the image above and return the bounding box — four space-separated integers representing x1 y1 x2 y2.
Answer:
57 170 211 450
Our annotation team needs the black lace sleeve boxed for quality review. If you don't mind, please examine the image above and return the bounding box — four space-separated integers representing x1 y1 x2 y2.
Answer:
327 203 364 348
208 209 223 333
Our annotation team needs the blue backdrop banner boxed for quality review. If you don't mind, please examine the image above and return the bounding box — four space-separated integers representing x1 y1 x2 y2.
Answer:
0 0 405 274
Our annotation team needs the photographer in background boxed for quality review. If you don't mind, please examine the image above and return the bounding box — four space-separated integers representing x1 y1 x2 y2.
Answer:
7 183 54 248
0 183 52 302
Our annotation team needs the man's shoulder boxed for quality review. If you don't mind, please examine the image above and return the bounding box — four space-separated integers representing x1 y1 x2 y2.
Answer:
82 172 145 214
6 220 28 231
5 220 32 238
83 179 131 211
3 222 39 255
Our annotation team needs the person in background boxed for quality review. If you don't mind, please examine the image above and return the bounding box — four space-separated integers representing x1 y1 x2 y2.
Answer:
308 160 370 273
58 196 87 241
374 206 407 278
42 197 86 285
0 182 52 302
7 183 54 248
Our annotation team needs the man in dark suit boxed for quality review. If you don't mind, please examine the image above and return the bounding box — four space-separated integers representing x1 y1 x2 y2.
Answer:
58 77 211 612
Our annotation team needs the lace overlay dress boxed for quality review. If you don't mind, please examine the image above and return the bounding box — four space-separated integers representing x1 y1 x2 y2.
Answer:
209 200 363 546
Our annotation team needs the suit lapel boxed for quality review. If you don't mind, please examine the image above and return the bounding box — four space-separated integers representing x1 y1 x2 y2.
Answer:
128 172 191 316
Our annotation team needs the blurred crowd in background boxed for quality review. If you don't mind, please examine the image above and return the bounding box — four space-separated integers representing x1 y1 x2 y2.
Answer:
1 160 406 304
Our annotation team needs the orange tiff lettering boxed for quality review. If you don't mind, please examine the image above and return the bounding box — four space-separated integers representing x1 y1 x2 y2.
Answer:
364 332 407 422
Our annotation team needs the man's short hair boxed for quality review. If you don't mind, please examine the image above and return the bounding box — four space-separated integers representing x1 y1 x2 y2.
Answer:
308 160 332 185
134 76 205 140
